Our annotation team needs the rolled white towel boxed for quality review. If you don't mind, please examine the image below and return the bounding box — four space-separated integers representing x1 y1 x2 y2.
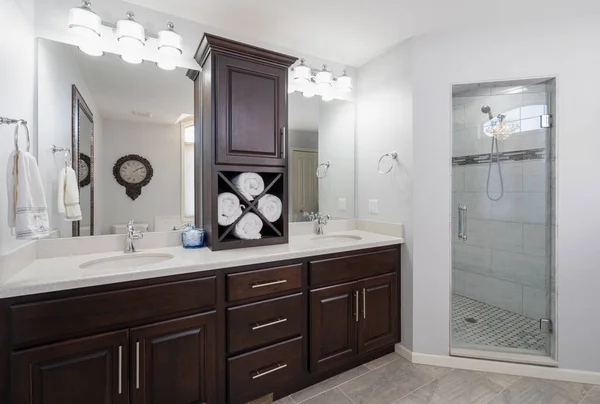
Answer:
218 192 243 226
257 194 282 222
233 212 263 240
232 173 264 201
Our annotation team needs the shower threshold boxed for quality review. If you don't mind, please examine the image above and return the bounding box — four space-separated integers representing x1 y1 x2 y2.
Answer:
451 347 558 367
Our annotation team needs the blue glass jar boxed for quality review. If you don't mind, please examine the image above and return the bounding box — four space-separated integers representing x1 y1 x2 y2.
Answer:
181 224 205 249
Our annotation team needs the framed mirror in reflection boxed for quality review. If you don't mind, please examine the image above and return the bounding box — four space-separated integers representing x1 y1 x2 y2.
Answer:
288 92 355 222
37 38 197 238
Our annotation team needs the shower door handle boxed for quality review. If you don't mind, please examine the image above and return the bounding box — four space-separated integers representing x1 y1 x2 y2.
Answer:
458 204 467 242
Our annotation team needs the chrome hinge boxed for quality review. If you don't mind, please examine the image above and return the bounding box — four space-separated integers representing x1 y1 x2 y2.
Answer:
540 318 553 333
540 114 553 128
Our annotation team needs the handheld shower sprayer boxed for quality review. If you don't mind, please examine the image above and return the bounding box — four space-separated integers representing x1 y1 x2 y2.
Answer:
481 105 494 121
481 105 504 201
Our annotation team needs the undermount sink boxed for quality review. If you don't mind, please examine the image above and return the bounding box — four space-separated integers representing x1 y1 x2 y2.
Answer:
310 235 363 243
80 253 175 270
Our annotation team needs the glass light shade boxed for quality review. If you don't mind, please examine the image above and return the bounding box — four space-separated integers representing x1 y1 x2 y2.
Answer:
158 23 183 56
156 61 176 71
302 90 315 98
116 13 146 49
68 2 101 38
293 59 312 83
120 52 143 64
315 65 333 90
321 94 334 102
78 43 104 56
336 69 353 93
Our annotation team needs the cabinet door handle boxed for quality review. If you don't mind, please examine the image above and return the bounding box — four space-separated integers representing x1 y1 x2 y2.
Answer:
135 341 140 390
252 362 287 379
117 345 123 395
251 279 287 289
281 127 286 159
362 288 367 319
252 317 288 330
354 291 359 322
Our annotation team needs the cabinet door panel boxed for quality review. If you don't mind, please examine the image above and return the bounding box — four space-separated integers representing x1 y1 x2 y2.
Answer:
216 55 286 166
11 330 128 404
358 273 398 354
131 312 216 404
309 282 358 373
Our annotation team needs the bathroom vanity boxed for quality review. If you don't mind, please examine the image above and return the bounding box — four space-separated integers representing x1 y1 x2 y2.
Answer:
0 234 401 404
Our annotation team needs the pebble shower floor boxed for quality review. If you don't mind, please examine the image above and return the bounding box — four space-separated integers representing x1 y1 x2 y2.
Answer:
452 294 546 353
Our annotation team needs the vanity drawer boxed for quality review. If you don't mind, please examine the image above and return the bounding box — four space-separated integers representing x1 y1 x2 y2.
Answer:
228 337 303 404
309 248 397 287
227 264 302 302
228 293 303 354
10 277 216 347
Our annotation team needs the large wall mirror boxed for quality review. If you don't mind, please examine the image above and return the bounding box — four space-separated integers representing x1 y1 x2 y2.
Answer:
37 38 197 238
288 92 355 222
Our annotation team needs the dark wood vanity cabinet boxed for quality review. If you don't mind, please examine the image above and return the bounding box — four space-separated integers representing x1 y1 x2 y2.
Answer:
1 245 401 404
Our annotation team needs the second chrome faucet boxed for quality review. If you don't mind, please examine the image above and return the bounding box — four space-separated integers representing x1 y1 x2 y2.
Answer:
303 212 331 235
125 220 143 253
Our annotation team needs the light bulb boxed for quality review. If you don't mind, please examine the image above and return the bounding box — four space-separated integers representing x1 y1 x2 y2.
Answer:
302 90 315 98
68 1 101 38
116 12 146 49
78 44 104 56
158 22 183 57
321 94 334 102
156 61 176 71
120 53 143 64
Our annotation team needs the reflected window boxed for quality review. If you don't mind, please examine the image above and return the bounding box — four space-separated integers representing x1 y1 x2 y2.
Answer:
181 120 195 221
483 104 547 137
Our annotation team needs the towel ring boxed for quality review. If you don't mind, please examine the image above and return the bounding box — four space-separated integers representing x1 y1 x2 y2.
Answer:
378 151 398 175
14 120 30 152
316 161 331 179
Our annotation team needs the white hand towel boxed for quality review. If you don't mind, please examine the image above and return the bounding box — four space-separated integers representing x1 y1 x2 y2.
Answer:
6 151 50 240
218 192 243 226
232 173 264 201
233 212 263 240
257 194 282 222
58 167 82 221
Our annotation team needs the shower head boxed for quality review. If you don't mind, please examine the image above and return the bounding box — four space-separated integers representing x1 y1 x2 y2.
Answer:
481 105 494 120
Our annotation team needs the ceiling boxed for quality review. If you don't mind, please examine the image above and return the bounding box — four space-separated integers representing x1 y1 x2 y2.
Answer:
125 0 600 66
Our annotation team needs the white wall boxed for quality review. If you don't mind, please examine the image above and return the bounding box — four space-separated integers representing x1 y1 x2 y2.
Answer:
37 39 100 237
0 0 36 254
356 39 414 348
358 15 600 372
100 119 181 234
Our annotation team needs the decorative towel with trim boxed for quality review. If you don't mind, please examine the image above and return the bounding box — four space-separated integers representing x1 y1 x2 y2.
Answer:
6 151 50 240
232 173 264 201
233 212 263 240
58 166 82 221
257 194 282 222
218 192 243 226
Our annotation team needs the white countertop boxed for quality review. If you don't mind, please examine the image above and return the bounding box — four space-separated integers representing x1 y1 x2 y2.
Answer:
0 230 403 298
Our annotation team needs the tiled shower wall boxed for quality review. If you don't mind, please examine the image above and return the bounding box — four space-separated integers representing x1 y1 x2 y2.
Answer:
452 85 550 321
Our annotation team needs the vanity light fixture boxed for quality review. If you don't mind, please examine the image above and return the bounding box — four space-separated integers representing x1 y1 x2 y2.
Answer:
315 65 333 91
157 22 183 57
115 12 146 49
293 59 312 84
336 69 353 93
69 1 102 38
289 60 353 101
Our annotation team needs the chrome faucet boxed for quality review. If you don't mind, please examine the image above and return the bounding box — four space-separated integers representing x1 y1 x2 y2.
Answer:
125 220 143 253
303 212 331 235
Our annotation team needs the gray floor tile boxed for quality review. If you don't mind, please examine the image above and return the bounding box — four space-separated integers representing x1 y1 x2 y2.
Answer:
301 388 355 404
406 369 503 404
340 357 452 404
291 365 370 403
477 372 520 389
365 353 403 370
581 387 600 404
488 377 593 404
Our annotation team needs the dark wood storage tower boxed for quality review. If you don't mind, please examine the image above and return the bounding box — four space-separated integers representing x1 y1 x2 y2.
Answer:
189 34 297 250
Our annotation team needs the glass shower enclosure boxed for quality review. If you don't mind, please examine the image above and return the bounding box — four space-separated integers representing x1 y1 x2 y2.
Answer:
450 78 556 362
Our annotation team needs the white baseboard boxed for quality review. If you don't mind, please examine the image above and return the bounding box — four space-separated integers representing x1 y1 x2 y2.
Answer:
395 344 600 385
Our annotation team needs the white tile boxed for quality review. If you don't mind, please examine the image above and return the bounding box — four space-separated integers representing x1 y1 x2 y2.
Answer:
491 86 523 96
464 97 490 129
487 94 523 121
453 269 465 295
454 244 492 273
453 127 483 157
523 286 548 319
523 224 547 257
453 166 465 192
463 219 489 248
523 161 546 192
522 84 547 94
491 192 546 224
488 221 523 253
464 272 523 314
500 129 546 152
453 104 465 130
466 163 522 193
521 92 547 119
492 250 547 289
454 193 491 220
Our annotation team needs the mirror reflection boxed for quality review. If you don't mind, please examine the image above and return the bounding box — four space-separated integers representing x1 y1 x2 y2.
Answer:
37 38 196 237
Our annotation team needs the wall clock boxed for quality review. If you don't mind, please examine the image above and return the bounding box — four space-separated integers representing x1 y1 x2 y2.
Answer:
113 154 153 200
79 153 91 188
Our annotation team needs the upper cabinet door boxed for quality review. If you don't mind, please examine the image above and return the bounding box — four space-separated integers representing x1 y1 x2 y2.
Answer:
358 273 398 354
11 330 129 404
130 312 217 404
215 54 287 167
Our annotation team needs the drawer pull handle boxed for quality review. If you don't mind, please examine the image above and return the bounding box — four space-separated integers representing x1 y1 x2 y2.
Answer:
251 279 287 289
251 317 288 330
252 362 288 379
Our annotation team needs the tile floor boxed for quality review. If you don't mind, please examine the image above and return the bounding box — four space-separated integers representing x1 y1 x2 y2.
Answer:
275 353 600 404
452 294 546 353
